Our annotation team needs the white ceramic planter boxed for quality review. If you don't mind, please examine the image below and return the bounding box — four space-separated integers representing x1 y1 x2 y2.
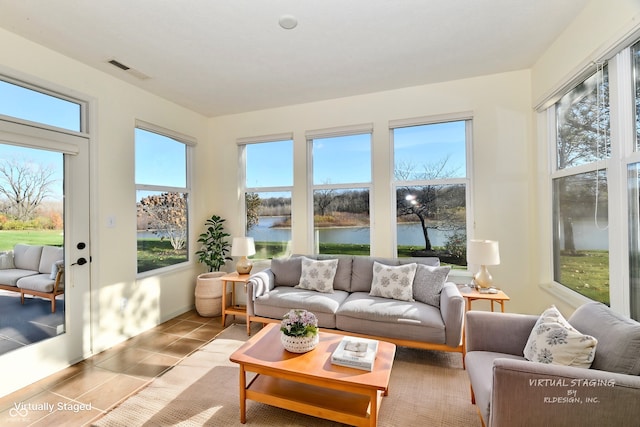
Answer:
194 271 226 317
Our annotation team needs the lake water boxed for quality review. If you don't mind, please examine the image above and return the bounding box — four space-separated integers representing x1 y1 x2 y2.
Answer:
248 216 452 247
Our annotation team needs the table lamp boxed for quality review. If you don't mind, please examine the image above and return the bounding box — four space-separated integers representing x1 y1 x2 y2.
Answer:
467 239 500 289
231 237 256 274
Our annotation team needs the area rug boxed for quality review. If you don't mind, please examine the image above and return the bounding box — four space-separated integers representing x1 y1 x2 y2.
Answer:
93 324 481 426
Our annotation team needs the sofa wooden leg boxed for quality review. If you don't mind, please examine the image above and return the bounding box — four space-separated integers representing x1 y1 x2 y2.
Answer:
20 291 25 305
51 297 56 313
470 384 475 404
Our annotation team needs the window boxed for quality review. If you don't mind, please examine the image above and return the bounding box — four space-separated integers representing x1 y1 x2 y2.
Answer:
392 120 469 265
0 78 82 132
308 126 372 255
135 124 192 273
242 137 293 259
551 66 610 305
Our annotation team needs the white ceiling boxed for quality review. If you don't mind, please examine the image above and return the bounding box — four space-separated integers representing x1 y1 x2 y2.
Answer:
0 0 588 117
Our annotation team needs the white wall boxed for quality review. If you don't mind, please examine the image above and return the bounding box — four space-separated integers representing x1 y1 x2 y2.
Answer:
209 70 541 314
531 0 640 315
0 27 210 357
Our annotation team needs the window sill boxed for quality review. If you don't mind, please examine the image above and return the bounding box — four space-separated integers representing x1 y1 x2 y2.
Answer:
539 281 594 310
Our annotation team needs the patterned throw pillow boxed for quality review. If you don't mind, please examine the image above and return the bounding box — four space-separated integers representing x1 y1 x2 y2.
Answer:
524 306 598 368
369 262 418 302
413 264 451 307
295 257 338 293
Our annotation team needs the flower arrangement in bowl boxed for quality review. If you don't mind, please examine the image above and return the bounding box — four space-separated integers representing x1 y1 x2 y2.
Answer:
280 309 319 353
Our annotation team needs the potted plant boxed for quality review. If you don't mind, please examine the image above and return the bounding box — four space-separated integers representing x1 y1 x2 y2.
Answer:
194 215 232 317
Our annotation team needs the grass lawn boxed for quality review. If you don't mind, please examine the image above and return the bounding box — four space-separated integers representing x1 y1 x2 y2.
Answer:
0 230 63 251
559 250 609 305
137 239 187 273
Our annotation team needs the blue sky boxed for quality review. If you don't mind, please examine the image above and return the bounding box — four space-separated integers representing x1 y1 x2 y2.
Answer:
1 79 466 199
246 121 467 189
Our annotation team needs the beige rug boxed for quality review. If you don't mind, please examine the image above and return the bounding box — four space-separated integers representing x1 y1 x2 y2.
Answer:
93 324 481 426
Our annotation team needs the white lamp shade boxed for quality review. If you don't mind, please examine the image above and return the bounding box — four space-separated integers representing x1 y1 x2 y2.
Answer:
231 237 256 257
467 239 500 266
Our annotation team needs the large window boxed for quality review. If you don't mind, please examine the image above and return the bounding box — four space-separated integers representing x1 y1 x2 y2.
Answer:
392 120 469 264
242 137 293 259
308 127 372 255
551 67 610 305
135 124 192 273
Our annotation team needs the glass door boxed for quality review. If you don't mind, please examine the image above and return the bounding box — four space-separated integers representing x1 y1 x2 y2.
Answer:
0 129 91 396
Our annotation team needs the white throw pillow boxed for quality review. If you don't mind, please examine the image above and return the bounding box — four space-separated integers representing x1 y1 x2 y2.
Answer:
413 264 451 307
524 306 598 368
295 257 338 293
369 262 418 302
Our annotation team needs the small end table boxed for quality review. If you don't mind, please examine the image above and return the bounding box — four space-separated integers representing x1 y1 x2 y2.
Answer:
461 286 510 312
219 272 252 335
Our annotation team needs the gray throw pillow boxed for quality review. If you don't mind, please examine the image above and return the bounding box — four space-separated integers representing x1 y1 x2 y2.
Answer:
369 262 417 302
295 257 338 293
413 264 451 307
270 257 303 286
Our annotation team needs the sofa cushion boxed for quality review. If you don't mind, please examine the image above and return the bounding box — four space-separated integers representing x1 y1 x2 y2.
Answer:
569 302 640 375
369 262 417 301
524 306 597 368
39 246 63 274
17 273 59 293
295 257 338 293
270 256 303 286
413 264 451 307
0 269 37 287
336 292 446 342
316 254 353 292
13 244 43 271
253 287 350 328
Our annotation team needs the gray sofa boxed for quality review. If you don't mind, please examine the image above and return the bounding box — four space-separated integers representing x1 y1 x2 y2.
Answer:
247 255 465 354
465 302 640 427
0 244 65 312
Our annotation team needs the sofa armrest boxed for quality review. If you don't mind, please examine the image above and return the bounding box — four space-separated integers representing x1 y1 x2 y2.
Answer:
490 358 640 427
246 268 275 316
466 311 538 355
440 282 465 348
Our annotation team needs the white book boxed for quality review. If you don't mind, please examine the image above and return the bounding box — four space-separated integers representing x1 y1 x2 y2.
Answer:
331 336 378 371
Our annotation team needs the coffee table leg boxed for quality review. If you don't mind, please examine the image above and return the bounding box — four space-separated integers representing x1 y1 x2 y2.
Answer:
239 365 247 423
369 390 378 427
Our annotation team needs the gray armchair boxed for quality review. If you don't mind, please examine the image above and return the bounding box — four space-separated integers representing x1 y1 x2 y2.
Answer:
465 302 640 427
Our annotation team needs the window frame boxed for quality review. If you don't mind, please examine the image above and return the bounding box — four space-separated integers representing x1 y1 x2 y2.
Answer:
238 133 294 259
135 120 195 276
306 124 373 255
390 114 473 262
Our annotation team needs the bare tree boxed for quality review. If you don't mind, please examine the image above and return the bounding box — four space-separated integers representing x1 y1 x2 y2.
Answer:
137 192 187 250
395 157 465 253
314 188 336 216
0 158 57 221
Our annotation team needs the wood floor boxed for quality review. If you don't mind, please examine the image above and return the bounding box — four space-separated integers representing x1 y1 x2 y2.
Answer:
0 310 226 426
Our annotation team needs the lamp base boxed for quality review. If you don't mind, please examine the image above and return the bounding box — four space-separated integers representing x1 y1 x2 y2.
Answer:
236 256 253 275
474 265 493 288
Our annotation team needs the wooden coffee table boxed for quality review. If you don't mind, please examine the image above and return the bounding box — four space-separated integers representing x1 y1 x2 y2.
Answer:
229 323 396 426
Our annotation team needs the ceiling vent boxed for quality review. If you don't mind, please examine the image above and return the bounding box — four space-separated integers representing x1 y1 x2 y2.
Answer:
107 59 151 80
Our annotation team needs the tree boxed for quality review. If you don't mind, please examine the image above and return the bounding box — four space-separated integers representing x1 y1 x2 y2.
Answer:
314 188 336 216
395 158 465 255
0 158 57 221
245 192 261 232
137 192 187 250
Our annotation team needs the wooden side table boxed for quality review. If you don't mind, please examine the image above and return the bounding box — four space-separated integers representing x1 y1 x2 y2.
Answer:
461 286 510 312
220 272 252 335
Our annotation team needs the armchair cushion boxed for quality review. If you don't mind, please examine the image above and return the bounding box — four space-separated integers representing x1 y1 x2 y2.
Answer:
523 305 597 368
569 302 640 375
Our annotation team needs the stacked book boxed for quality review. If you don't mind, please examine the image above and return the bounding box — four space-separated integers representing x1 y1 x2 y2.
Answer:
331 336 379 371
